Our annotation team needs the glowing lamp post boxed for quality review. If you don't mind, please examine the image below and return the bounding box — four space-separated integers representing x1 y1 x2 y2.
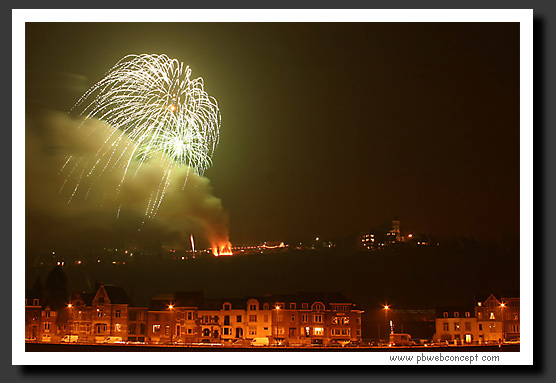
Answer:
67 303 74 340
500 303 506 343
383 305 390 345
168 304 174 344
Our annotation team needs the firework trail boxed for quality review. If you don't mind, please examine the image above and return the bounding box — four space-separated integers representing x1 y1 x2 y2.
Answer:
63 54 221 218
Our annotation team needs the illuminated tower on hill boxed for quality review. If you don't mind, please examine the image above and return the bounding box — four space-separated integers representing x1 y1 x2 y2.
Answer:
392 219 401 242
386 218 401 244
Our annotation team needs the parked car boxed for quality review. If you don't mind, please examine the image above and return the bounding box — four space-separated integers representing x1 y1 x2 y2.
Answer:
104 336 124 344
251 337 269 347
60 335 78 343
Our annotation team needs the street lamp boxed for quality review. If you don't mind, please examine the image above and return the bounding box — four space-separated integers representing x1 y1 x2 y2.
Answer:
168 304 174 345
383 305 390 345
500 303 506 343
67 303 73 340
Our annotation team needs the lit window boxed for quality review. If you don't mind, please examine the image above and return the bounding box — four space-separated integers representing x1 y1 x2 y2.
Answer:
153 325 161 334
478 302 482 307
115 323 122 332
490 312 495 320
314 327 324 336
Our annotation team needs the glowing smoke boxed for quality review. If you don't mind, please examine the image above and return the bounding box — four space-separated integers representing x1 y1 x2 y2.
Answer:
25 107 230 254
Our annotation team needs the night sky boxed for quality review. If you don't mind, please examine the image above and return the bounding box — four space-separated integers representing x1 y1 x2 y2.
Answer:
25 22 520 250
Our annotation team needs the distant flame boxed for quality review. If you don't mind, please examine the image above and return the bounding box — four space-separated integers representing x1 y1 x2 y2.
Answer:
212 242 233 256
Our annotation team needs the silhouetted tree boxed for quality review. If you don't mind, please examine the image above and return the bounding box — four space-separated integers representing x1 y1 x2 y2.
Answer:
30 275 43 299
44 265 68 310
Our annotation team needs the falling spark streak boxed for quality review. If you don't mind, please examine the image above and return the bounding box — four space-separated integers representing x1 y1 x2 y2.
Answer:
63 54 221 218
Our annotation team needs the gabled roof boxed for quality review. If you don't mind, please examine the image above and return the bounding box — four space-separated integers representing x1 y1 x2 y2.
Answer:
95 285 131 305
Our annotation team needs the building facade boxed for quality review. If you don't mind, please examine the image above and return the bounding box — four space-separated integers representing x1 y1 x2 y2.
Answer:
433 294 520 344
25 287 363 346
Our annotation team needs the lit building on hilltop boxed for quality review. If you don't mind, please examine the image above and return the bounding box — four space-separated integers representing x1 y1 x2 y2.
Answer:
356 231 376 251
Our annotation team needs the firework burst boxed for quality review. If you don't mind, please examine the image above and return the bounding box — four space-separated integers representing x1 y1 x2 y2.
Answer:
64 54 221 218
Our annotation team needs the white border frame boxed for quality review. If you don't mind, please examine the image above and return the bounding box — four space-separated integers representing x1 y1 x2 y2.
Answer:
13 8 533 365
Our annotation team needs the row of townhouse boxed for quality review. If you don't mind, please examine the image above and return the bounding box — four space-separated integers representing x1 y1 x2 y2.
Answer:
433 294 520 345
25 284 364 346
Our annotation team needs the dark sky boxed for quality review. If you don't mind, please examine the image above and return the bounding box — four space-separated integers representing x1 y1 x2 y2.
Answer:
25 22 520 248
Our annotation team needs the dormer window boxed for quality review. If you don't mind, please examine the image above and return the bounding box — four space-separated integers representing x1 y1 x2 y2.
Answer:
312 303 325 312
263 303 269 310
290 303 296 310
302 303 309 310
443 312 448 318
223 303 231 311
465 312 470 318
454 312 459 318
33 299 39 306
478 302 482 307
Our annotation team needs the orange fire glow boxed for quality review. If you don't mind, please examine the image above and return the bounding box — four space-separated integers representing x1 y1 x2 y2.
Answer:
212 242 233 256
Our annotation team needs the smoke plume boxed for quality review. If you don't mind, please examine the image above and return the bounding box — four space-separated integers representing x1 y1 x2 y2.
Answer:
25 106 230 255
